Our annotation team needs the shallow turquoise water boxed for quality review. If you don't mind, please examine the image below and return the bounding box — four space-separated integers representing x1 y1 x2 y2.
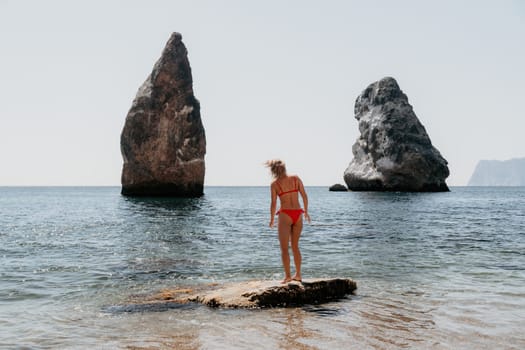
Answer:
1 186 524 349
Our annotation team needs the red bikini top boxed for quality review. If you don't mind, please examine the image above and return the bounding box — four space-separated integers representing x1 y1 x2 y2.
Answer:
276 177 299 197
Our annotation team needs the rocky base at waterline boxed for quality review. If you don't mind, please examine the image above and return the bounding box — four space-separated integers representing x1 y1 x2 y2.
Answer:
344 77 449 192
111 278 356 311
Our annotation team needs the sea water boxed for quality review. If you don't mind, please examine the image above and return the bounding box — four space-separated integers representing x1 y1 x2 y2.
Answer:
0 186 524 349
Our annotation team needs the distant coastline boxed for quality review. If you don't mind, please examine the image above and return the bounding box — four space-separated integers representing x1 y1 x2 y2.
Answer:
468 158 525 186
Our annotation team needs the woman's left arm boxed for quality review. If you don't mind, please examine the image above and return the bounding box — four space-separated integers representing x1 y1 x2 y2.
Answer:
298 177 311 223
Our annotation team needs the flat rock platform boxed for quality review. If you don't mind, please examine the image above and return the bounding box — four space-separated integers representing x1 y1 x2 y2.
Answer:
114 278 356 311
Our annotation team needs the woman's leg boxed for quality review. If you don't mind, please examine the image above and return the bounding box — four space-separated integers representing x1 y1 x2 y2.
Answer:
278 213 292 283
290 217 303 281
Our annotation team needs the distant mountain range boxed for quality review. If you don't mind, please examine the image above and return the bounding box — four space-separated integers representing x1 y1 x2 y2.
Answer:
468 158 525 186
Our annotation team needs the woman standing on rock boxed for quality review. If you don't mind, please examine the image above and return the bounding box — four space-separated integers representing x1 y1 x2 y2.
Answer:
266 159 311 283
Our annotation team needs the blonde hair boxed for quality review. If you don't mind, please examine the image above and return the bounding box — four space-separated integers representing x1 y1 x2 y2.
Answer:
265 159 287 179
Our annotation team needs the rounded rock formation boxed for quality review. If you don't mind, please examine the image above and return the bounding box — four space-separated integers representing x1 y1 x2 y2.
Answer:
329 184 348 192
120 33 206 197
344 77 449 192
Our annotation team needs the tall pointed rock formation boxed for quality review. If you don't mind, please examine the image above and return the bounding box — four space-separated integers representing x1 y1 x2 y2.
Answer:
120 33 206 197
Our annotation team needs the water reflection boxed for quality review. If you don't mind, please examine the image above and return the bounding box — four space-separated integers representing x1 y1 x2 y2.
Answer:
107 195 218 290
95 311 202 350
120 195 209 216
278 308 316 350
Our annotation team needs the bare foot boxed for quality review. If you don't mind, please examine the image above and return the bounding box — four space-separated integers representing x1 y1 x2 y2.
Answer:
281 277 292 284
292 275 302 282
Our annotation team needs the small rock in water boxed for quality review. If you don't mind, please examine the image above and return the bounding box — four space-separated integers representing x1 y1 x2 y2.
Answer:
329 184 348 192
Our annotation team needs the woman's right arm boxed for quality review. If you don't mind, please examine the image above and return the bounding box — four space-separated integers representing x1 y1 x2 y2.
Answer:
269 183 277 228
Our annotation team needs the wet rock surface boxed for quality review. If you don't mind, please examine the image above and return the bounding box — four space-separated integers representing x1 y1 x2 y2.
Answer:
120 32 206 197
111 278 357 311
344 77 449 192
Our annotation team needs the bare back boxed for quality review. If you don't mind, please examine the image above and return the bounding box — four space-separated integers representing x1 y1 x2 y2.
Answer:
272 175 306 210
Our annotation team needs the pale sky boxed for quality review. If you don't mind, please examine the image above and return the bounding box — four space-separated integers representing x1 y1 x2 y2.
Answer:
1 0 524 186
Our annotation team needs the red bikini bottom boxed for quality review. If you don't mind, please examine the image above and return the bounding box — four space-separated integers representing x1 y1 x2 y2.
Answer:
276 209 304 224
